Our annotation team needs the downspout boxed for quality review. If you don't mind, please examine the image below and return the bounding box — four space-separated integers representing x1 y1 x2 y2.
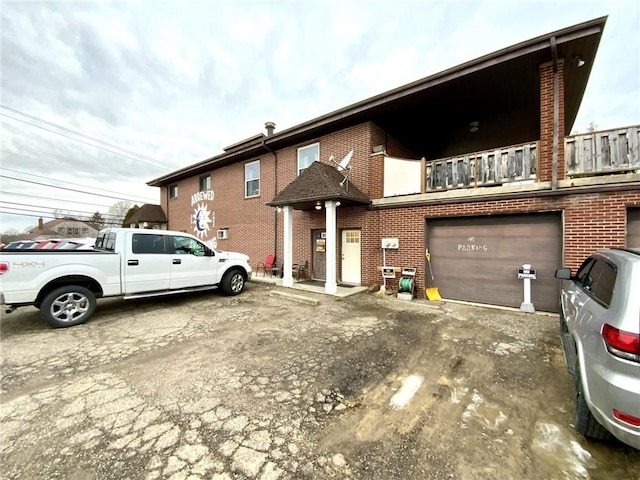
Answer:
550 36 559 191
262 140 278 256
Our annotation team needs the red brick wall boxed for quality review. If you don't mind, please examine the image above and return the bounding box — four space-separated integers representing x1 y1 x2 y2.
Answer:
539 59 566 182
160 154 278 269
360 191 640 295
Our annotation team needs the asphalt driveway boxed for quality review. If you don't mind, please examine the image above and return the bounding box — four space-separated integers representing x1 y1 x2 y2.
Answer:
1 282 639 479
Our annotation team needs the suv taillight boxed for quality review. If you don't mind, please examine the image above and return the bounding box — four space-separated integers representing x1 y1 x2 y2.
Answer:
602 324 640 363
0 262 8 276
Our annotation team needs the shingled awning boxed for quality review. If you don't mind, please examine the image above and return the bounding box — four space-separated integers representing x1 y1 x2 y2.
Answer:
127 204 167 224
266 161 370 211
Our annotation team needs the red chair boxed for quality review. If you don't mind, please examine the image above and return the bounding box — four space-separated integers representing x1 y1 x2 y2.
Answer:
255 254 276 276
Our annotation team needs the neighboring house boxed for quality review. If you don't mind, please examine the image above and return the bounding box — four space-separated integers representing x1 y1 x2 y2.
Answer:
127 204 168 230
147 16 640 312
27 217 100 241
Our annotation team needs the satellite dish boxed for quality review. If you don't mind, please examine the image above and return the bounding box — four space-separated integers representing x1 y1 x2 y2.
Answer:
337 150 353 171
329 150 353 171
328 150 354 189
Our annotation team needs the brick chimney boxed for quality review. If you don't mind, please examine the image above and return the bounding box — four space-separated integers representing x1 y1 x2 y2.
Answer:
38 217 44 230
265 121 275 136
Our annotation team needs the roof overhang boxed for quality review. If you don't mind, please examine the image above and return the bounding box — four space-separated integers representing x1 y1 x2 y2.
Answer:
148 16 606 187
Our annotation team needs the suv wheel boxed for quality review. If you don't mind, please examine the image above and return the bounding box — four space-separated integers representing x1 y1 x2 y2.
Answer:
574 364 612 440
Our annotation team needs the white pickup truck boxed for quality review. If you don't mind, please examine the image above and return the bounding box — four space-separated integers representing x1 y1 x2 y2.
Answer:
0 228 252 328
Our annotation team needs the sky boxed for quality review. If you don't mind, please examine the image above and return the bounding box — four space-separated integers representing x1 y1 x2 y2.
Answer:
1 0 639 234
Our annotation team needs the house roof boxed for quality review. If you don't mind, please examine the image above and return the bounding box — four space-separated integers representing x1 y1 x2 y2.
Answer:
266 161 370 210
127 204 167 224
27 218 101 239
148 16 607 187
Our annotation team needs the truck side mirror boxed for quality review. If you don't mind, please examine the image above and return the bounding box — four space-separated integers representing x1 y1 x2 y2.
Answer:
205 247 215 257
554 267 572 280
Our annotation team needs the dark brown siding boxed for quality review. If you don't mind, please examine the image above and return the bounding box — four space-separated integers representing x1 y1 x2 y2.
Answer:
628 208 640 248
426 213 562 312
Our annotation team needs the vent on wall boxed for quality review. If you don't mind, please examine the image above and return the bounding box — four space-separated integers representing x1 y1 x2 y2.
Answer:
217 229 229 240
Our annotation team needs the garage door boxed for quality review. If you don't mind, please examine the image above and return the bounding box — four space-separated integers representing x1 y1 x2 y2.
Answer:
628 208 640 248
426 213 562 312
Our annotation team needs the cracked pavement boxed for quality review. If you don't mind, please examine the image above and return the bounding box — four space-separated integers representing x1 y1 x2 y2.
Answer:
1 283 639 479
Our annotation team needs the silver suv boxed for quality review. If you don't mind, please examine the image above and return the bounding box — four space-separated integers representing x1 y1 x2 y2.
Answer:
555 248 640 450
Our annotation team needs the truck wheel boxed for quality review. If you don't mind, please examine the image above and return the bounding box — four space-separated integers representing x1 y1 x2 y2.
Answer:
40 286 96 328
574 363 611 440
221 269 245 296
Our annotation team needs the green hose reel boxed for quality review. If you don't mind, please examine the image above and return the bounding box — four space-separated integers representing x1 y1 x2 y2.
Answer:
397 267 417 298
399 277 414 292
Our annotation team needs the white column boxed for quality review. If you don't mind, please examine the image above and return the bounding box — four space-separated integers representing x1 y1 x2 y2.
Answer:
282 206 294 287
324 200 338 294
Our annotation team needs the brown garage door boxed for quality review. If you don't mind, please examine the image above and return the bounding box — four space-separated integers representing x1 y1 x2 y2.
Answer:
628 208 640 248
426 213 562 312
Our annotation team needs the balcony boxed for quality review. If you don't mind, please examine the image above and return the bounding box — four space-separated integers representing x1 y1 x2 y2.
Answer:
565 125 640 177
380 125 639 201
425 142 538 191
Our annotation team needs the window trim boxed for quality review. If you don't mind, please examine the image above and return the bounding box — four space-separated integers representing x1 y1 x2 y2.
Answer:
199 175 211 191
297 142 319 176
245 160 260 198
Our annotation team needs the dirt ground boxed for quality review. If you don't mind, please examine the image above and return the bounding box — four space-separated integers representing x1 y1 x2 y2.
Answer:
1 282 639 480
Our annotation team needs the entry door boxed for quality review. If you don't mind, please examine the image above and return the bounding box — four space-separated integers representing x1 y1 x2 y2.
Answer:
312 230 326 280
341 229 361 284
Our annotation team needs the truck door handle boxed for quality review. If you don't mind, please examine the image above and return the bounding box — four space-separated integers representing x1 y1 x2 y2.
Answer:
173 259 181 265
128 260 139 266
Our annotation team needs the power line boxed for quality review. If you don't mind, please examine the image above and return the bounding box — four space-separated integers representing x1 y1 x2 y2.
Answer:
0 167 157 204
0 190 117 208
1 112 180 171
0 175 157 204
0 201 124 220
1 105 173 164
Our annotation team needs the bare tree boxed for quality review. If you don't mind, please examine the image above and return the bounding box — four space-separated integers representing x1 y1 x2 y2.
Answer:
105 201 132 227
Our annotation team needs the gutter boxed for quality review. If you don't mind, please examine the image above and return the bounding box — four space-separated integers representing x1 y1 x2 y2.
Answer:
369 181 640 210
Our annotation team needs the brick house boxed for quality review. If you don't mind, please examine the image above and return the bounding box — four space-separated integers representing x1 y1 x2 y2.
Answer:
148 16 640 312
28 217 101 241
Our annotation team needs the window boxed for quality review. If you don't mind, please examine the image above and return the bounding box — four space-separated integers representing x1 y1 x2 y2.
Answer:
169 185 178 199
172 235 206 256
297 143 319 175
132 234 166 254
586 259 617 308
576 257 617 308
199 175 211 191
245 161 260 197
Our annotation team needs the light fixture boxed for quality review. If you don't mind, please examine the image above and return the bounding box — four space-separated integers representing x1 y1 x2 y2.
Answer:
336 201 341 207
469 121 479 133
315 201 322 210
573 56 586 67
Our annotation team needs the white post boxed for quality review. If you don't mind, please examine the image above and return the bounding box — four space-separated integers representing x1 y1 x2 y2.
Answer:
282 206 293 287
324 200 337 295
520 263 535 313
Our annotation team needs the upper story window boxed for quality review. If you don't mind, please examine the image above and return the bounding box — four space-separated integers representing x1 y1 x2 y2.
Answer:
297 143 319 176
169 184 178 199
199 175 211 191
245 160 260 197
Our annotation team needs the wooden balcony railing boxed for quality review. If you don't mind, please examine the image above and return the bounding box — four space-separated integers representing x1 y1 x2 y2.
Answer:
426 142 538 191
565 125 640 177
